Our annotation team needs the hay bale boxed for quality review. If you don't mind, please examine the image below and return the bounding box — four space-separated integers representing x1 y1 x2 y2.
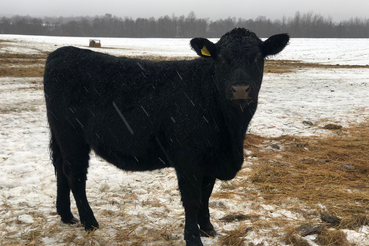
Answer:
89 39 101 48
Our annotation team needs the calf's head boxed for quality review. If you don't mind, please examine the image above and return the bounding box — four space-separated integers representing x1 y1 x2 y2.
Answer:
191 28 289 108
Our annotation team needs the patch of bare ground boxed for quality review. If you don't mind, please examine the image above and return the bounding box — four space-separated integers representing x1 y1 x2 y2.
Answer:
264 59 369 73
1 50 368 77
215 122 369 245
0 53 47 77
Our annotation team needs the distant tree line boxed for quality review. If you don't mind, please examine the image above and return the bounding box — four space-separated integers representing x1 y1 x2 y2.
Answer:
1 11 368 38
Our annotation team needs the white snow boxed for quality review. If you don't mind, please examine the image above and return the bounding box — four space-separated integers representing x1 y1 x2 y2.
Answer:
250 67 369 137
274 38 369 66
1 34 369 245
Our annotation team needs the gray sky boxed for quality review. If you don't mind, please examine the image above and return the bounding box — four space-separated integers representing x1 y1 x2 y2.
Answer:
1 0 368 21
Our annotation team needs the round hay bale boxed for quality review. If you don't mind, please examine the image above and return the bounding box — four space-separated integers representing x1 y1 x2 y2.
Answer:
89 39 101 48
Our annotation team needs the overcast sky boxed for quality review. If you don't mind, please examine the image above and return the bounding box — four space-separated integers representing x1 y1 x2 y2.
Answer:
1 0 368 22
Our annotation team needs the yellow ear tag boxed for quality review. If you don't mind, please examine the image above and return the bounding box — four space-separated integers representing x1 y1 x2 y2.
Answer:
201 46 211 56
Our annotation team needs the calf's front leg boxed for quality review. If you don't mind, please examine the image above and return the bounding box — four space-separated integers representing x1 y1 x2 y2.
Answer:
176 169 204 246
198 175 216 237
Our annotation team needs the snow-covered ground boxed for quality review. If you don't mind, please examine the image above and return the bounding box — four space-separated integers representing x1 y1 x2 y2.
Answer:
1 34 369 65
0 35 369 245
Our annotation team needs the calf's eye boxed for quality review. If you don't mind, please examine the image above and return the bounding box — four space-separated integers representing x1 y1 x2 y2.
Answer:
255 55 262 63
218 55 226 63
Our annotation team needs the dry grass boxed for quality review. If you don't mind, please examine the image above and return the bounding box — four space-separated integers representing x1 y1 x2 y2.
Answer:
113 225 180 245
216 122 369 245
315 228 350 246
244 123 369 216
0 53 47 77
219 226 252 246
264 59 369 73
285 226 350 246
1 49 368 78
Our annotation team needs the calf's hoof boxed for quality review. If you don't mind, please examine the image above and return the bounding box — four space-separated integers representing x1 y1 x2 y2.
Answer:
200 228 217 237
83 219 99 232
185 236 203 246
199 222 217 237
62 216 79 225
85 225 99 232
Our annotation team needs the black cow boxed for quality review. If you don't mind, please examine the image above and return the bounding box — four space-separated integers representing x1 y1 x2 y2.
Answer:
44 28 289 246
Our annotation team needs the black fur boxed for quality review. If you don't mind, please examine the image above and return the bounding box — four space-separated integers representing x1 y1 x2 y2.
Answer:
44 28 289 246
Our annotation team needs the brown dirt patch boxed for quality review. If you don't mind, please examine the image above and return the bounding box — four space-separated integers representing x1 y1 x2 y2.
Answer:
0 53 47 77
264 60 369 73
1 50 368 78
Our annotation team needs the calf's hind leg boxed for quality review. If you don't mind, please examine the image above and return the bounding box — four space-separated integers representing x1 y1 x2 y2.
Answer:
55 134 98 231
55 169 79 224
50 133 78 224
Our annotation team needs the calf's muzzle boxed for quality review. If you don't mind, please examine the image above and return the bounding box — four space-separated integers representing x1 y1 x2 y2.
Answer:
231 85 251 100
227 85 255 108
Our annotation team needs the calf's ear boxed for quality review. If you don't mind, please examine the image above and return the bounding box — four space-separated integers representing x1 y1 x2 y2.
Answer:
190 38 217 58
262 34 289 57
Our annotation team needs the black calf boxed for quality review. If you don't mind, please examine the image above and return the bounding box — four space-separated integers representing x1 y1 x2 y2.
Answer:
44 28 289 245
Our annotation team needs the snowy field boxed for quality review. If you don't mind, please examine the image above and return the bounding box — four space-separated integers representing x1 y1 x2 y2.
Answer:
0 35 369 245
1 34 369 65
